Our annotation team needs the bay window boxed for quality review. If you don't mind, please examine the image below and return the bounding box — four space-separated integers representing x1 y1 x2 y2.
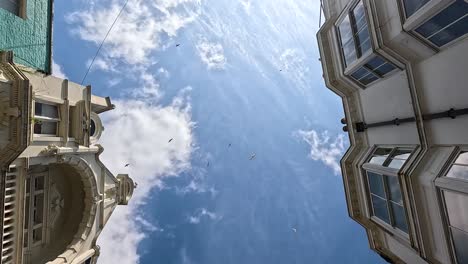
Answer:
336 0 400 87
402 0 468 48
436 150 468 264
363 147 414 234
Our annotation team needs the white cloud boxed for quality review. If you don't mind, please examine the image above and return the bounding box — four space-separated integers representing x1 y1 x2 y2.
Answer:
66 0 201 67
96 94 195 264
188 208 221 224
240 0 252 15
295 129 346 175
52 60 67 79
158 67 170 79
195 37 226 70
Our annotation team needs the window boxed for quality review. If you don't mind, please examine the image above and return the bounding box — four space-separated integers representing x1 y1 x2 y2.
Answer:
0 0 19 15
442 191 468 264
34 102 59 136
338 1 371 67
404 0 468 48
336 1 400 87
23 173 47 249
364 147 414 234
402 0 430 17
435 150 468 263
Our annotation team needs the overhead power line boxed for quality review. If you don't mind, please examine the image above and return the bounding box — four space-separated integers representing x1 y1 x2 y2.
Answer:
80 0 130 85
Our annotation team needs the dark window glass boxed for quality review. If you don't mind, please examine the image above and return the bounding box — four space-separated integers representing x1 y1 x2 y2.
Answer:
451 227 468 264
355 27 371 57
0 0 19 15
353 3 367 32
415 0 468 47
359 72 379 85
403 0 430 18
429 16 468 47
391 203 408 233
351 67 370 80
368 172 385 197
90 119 96 136
85 258 93 264
372 195 390 224
387 176 403 204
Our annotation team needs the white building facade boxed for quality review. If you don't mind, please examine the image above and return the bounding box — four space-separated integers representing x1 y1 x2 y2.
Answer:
317 0 468 263
0 51 135 264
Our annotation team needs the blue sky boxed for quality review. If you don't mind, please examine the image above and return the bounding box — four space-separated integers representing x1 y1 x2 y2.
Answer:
52 0 383 263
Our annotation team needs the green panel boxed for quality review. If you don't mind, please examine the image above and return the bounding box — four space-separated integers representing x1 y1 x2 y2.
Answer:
0 0 52 73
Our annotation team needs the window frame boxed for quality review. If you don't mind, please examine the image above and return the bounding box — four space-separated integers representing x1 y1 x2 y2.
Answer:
362 147 415 238
400 0 468 49
0 0 27 18
435 148 468 264
33 100 60 137
23 171 48 251
334 0 402 88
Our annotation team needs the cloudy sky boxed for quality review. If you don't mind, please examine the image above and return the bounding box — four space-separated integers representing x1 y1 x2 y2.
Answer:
52 0 384 263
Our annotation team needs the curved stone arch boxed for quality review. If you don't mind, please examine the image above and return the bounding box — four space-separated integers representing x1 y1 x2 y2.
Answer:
47 154 101 264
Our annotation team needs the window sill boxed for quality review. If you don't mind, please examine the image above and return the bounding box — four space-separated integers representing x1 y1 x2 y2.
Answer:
371 216 410 242
32 136 63 142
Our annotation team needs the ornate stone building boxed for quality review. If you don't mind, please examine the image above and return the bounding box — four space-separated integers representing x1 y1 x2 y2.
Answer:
317 0 467 263
0 51 135 264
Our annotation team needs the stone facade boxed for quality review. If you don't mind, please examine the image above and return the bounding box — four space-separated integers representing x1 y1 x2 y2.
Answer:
317 0 468 263
0 51 134 264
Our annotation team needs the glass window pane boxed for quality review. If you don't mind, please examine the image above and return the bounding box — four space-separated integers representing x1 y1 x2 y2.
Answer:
415 0 468 38
392 149 412 160
351 67 369 80
387 176 403 204
368 172 385 197
429 16 468 47
451 227 468 264
359 72 379 85
339 15 357 66
365 56 386 70
369 148 392 165
455 152 468 165
24 198 29 229
352 2 367 33
34 102 42 116
391 203 408 233
388 159 406 169
403 0 430 18
0 0 19 15
33 194 44 225
34 121 57 135
446 165 468 181
372 195 390 224
372 63 396 77
444 191 468 232
35 176 45 191
355 26 371 56
32 228 42 243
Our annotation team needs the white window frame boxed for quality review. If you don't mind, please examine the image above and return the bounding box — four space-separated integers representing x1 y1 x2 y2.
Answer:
23 172 48 251
33 100 60 137
362 146 415 239
334 0 401 88
435 148 468 264
400 0 468 49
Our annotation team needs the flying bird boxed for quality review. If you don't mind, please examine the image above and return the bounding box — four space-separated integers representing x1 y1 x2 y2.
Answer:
249 154 256 160
176 43 181 47
228 143 232 148
280 69 283 72
124 163 130 167
207 161 210 167
168 138 173 143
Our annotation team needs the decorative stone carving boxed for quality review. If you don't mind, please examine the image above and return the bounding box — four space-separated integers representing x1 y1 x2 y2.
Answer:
49 182 64 227
40 144 60 155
